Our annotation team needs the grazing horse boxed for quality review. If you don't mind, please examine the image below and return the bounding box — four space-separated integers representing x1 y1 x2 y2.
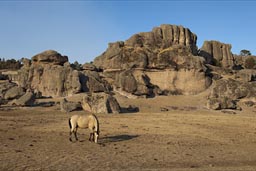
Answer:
68 114 100 143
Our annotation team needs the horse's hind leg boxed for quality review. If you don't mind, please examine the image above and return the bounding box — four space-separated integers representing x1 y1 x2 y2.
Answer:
69 127 78 142
69 131 73 142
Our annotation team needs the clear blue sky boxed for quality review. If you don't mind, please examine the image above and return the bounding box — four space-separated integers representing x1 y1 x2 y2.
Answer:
0 1 255 64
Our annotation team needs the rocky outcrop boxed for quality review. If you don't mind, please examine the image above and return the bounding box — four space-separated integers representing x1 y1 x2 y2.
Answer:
82 92 121 114
8 50 112 98
125 24 198 55
16 64 81 97
93 24 212 96
207 79 256 110
12 50 81 97
94 24 198 70
199 41 234 68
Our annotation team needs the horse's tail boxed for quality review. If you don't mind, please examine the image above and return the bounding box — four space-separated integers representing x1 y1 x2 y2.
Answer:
68 118 72 130
92 114 100 135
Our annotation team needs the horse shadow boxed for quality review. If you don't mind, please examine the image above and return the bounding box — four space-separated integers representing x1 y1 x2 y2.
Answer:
100 134 139 143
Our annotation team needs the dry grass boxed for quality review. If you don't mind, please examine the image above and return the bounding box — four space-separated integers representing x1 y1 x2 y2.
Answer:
1 94 256 171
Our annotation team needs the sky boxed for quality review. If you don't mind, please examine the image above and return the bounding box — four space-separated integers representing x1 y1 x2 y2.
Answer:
0 0 255 64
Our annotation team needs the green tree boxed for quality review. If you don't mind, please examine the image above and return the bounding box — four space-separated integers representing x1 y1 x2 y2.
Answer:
70 61 82 71
240 49 252 56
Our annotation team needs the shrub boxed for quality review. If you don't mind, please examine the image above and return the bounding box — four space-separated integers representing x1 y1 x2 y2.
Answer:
244 57 256 69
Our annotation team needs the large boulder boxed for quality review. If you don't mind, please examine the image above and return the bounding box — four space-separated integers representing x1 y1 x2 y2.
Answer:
82 92 121 114
10 90 36 106
199 40 234 68
60 98 82 112
4 86 25 100
235 69 256 82
79 70 108 93
207 78 256 110
0 82 17 97
32 50 68 65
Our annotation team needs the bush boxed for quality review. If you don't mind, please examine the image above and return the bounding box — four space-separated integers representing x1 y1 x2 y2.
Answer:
0 58 22 70
244 57 256 69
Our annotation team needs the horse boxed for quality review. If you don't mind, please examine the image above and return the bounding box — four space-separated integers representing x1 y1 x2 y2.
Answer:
68 114 100 143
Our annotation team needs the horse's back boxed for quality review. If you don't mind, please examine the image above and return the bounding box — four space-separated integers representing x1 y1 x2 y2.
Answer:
70 114 98 128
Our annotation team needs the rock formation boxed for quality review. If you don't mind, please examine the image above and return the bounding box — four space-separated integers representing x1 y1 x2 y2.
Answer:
4 86 25 100
60 98 82 112
7 50 111 98
2 24 255 111
199 40 234 68
82 92 121 114
32 50 68 65
207 78 256 110
94 24 198 70
9 90 36 106
94 24 211 96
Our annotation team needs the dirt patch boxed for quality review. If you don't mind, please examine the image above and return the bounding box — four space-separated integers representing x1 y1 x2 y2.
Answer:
1 95 256 171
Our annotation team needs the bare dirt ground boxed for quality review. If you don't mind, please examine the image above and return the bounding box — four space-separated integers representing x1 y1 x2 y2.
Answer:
1 94 256 171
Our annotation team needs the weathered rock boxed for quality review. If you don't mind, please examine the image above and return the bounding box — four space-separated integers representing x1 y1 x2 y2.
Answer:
4 86 25 100
10 90 36 106
0 81 17 97
21 58 31 68
207 78 256 110
116 70 137 94
94 24 198 70
207 97 237 110
93 25 213 96
82 92 121 114
199 41 234 68
235 69 256 82
145 68 212 95
125 24 198 54
82 63 98 71
60 98 82 112
14 57 81 97
80 71 108 93
32 50 68 65
243 101 255 107
234 55 256 69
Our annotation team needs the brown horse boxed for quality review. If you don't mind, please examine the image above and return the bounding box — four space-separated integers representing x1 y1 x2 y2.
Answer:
68 114 100 143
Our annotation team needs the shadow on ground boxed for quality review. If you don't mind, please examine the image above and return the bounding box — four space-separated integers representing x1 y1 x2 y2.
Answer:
100 134 139 143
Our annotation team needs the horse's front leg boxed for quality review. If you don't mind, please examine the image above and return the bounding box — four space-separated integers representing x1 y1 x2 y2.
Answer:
74 129 78 141
89 133 94 141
